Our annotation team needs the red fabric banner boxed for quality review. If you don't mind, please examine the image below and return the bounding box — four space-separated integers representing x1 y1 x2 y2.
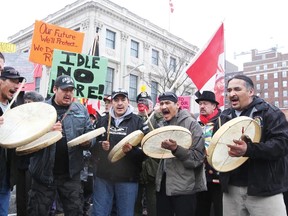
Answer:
186 23 224 90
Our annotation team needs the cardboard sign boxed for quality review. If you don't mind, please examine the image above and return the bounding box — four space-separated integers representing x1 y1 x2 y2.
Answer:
0 42 16 53
29 20 84 67
48 49 108 100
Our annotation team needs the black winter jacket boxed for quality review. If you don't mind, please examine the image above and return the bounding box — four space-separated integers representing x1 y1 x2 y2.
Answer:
0 102 18 191
216 96 288 196
29 98 93 184
93 112 148 182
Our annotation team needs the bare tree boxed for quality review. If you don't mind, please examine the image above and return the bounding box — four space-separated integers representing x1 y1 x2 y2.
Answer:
142 47 196 96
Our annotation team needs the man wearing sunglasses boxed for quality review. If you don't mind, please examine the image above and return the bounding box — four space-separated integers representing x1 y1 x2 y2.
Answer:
155 91 206 216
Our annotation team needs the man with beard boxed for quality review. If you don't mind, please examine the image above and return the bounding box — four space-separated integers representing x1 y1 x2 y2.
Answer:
0 66 25 215
155 91 206 216
216 75 288 216
28 75 94 216
195 91 223 216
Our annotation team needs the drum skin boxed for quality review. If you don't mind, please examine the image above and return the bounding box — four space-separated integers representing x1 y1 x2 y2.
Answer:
0 102 57 148
108 130 144 163
67 127 106 147
141 125 192 159
207 116 261 172
16 131 62 155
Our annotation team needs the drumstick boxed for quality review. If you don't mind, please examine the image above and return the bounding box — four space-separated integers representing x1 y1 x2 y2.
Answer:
218 117 222 127
4 79 26 115
106 113 112 141
144 109 154 130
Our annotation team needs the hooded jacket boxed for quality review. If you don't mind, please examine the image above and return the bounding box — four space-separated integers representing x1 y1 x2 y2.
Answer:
93 105 149 182
217 96 288 196
155 109 207 196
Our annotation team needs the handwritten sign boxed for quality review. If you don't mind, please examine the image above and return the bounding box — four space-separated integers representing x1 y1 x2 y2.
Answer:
0 42 16 53
48 49 108 100
29 20 84 67
178 96 190 110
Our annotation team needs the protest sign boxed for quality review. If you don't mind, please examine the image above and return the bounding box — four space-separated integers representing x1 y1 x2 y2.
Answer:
48 49 108 100
29 20 84 66
0 42 16 53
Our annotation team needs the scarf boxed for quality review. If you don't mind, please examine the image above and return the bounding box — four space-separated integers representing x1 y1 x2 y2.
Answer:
200 109 219 124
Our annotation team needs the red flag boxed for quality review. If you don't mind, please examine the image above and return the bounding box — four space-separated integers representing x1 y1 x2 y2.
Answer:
186 23 224 90
169 0 174 13
87 99 101 115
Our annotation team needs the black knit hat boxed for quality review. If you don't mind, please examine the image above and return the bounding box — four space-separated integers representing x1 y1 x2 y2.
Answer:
158 92 178 103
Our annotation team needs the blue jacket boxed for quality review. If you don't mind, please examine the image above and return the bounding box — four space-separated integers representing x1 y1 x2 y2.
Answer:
29 97 93 184
218 96 288 196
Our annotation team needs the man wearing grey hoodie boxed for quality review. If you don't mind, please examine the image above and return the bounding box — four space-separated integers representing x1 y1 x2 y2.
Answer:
91 88 149 216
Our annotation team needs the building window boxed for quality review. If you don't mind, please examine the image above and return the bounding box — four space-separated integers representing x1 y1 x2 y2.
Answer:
274 72 278 79
274 82 278 88
274 101 279 107
283 81 287 87
283 90 287 97
130 40 139 58
169 57 176 73
152 49 159 66
274 91 278 98
256 84 260 90
282 61 287 67
264 92 268 98
284 100 288 107
105 67 114 96
129 74 138 101
106 29 116 49
264 83 268 89
256 74 260 81
283 71 287 78
35 77 41 92
273 63 278 68
263 74 268 80
151 81 158 104
264 65 268 70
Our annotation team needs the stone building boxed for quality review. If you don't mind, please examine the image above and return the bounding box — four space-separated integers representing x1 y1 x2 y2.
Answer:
8 0 198 108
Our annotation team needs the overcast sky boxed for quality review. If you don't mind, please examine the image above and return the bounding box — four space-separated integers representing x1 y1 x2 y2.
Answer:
1 0 287 69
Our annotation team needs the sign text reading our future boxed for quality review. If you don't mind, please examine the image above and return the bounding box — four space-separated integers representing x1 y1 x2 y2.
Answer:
38 23 77 46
